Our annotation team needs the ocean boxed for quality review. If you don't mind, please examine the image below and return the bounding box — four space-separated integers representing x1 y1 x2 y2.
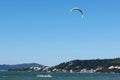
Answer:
0 72 120 80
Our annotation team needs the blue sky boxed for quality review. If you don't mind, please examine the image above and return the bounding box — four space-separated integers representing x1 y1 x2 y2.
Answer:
0 0 120 66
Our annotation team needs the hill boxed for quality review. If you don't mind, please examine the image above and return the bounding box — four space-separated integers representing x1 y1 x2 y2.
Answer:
0 63 45 71
50 58 120 73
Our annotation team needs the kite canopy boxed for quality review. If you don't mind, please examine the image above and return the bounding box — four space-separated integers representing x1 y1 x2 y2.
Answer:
70 8 84 18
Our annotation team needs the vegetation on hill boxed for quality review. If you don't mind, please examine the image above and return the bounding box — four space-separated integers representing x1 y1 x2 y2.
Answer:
3 58 120 73
50 58 120 73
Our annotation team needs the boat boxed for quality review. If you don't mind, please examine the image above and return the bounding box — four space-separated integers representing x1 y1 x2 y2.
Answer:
36 67 52 78
36 74 52 78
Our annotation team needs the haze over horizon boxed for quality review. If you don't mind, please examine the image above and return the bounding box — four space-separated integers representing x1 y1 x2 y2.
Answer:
0 0 120 66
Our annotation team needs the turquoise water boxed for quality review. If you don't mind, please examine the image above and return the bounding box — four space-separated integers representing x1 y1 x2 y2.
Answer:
0 72 120 80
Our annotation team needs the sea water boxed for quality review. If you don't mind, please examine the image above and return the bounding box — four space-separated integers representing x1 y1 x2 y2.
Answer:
0 72 120 80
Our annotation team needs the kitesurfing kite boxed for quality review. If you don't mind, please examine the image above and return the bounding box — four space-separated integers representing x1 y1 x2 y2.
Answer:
70 8 84 18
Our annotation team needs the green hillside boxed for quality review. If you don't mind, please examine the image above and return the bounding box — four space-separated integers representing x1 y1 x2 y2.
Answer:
50 58 120 73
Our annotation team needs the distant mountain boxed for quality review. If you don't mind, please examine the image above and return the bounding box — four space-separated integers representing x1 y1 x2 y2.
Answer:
0 63 45 70
50 58 120 73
